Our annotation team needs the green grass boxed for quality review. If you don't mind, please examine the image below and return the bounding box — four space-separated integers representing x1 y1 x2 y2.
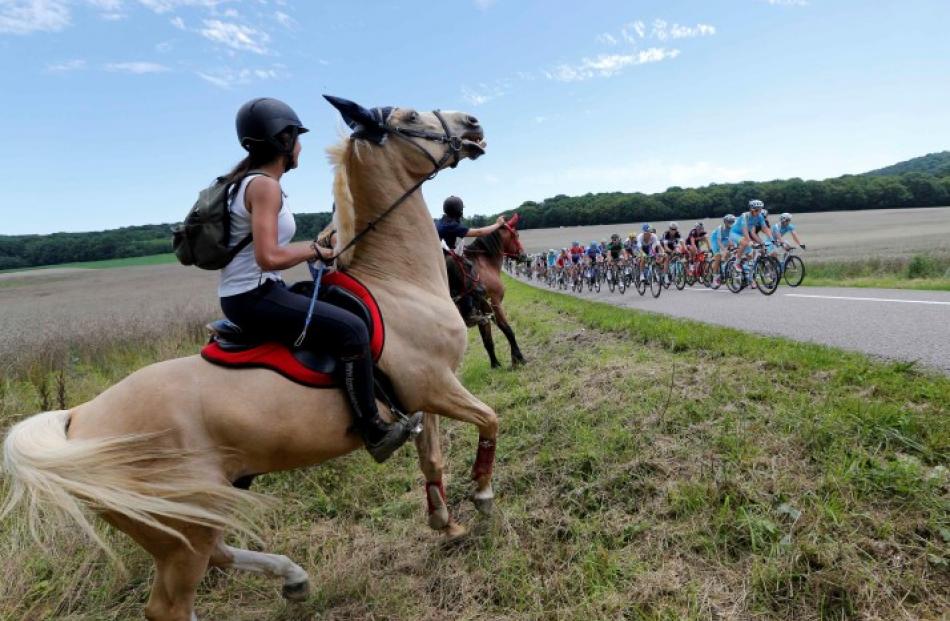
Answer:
0 253 177 273
804 253 950 291
1 278 947 620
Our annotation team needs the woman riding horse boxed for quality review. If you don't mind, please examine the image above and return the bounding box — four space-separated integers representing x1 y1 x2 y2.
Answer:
218 97 419 463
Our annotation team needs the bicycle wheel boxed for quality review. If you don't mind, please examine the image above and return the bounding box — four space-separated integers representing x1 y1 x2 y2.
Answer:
606 268 615 292
650 266 662 298
618 272 626 294
636 266 647 296
784 255 805 287
673 260 686 290
754 257 781 295
725 260 744 293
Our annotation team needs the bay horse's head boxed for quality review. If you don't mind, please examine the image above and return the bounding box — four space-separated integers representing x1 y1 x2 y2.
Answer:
324 95 486 179
500 213 524 259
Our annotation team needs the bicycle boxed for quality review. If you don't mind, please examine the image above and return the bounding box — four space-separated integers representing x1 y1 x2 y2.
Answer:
725 244 780 295
778 246 805 287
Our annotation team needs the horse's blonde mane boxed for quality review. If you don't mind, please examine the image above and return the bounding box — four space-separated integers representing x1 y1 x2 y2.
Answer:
327 139 355 267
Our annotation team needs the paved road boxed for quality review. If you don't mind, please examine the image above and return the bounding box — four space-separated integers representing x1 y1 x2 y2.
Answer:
516 277 950 374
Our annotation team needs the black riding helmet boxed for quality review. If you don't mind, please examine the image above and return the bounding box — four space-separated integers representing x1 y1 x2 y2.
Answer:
443 195 464 219
236 97 309 155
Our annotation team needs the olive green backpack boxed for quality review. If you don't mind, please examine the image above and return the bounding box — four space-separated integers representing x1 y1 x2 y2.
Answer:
172 171 270 270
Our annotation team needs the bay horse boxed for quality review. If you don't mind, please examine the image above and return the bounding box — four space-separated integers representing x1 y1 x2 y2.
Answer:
1 97 497 621
459 215 527 368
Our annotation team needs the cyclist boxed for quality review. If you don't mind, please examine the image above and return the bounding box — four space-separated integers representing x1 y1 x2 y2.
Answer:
772 213 806 250
661 222 684 255
623 232 638 259
546 248 558 271
636 224 664 281
685 221 709 259
586 240 600 264
569 241 584 266
710 214 736 286
607 233 624 263
730 199 768 259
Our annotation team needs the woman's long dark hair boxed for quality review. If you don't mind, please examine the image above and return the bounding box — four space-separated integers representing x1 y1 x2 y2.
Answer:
221 129 296 187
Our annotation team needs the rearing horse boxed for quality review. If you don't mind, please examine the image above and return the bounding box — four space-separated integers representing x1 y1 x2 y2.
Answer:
1 97 497 621
460 215 527 368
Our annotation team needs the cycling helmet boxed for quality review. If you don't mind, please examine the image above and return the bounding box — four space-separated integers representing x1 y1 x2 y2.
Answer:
724 214 736 224
780 212 792 223
641 224 650 232
611 233 620 240
761 209 769 218
748 199 764 210
650 227 657 234
572 241 579 246
628 231 636 238
669 222 679 230
590 240 598 246
694 221 704 229
443 195 464 218
236 97 308 154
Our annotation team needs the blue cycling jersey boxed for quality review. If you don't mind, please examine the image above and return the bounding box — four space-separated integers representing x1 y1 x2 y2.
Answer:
772 222 796 237
730 211 766 237
713 225 730 243
547 254 557 267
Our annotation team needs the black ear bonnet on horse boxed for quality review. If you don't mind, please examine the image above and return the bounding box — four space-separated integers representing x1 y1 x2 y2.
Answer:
323 95 392 145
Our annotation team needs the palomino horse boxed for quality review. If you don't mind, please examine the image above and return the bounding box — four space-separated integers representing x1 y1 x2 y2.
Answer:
1 97 497 621
459 215 527 368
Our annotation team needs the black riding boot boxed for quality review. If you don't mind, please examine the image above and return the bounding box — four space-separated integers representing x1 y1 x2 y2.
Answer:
341 349 421 463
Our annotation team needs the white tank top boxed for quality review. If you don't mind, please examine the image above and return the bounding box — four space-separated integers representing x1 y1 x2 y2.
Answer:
218 174 296 297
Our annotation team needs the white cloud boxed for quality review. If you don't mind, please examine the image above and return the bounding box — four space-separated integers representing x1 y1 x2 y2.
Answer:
651 19 714 41
0 0 71 34
595 32 617 46
620 20 644 43
104 60 169 73
473 0 495 10
274 10 294 29
196 64 287 88
86 0 122 10
46 57 86 71
137 0 220 13
200 18 269 54
461 83 504 106
545 47 680 82
169 14 183 28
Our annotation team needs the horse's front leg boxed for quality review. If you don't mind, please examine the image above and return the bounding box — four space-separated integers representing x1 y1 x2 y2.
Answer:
491 302 526 367
477 320 502 368
414 412 466 537
422 372 498 516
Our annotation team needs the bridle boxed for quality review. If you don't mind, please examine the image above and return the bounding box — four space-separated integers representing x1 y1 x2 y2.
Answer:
500 222 524 258
327 109 466 262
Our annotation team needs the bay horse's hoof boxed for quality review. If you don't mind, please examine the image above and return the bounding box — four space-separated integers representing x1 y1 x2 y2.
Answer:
428 506 451 530
281 580 310 602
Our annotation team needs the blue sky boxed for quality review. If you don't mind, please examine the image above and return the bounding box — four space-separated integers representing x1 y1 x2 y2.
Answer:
1 0 948 234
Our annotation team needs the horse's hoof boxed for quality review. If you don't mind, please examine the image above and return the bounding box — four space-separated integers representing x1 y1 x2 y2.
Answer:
428 506 450 531
512 358 526 367
281 580 310 602
441 521 468 539
490 362 502 369
472 494 494 515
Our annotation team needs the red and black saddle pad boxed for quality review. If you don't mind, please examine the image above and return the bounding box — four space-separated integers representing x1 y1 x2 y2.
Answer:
200 271 385 388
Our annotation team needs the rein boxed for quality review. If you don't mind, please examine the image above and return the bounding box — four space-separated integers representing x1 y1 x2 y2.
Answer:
327 110 462 263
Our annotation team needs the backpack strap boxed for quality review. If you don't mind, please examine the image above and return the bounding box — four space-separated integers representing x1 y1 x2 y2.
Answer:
225 170 274 259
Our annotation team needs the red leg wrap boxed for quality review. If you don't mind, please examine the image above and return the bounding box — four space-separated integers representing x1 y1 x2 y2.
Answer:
471 436 496 480
425 480 446 514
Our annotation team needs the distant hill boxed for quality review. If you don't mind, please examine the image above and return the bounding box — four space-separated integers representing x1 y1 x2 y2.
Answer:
864 151 950 177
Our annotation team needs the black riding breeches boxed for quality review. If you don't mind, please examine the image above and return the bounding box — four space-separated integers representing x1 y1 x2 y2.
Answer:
220 279 369 357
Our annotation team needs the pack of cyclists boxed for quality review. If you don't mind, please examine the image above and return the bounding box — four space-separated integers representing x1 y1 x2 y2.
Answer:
519 200 808 295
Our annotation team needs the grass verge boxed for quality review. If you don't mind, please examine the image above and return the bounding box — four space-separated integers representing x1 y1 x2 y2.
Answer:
1 278 947 620
805 253 950 291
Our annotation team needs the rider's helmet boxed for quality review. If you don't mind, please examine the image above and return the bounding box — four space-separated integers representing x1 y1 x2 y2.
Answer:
669 222 679 231
694 221 704 230
761 209 769 218
748 199 764 210
628 231 636 238
590 240 598 247
724 214 737 224
650 227 657 234
641 224 651 232
572 240 580 246
611 233 620 241
780 212 792 223
236 97 309 168
443 195 464 219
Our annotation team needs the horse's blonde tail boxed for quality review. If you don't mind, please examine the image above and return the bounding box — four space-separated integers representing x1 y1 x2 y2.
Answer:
1 410 265 563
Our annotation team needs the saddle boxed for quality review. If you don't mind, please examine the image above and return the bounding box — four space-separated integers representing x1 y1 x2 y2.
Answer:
201 271 406 411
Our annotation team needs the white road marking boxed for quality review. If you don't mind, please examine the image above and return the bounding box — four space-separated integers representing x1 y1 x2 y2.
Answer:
784 293 950 306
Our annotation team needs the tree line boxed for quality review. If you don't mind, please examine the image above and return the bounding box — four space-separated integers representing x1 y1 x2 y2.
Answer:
479 170 950 230
3 159 949 269
0 213 332 271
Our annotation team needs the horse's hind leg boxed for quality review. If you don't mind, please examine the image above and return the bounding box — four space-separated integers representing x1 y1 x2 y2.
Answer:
208 535 310 602
492 303 526 366
477 319 501 368
414 413 466 537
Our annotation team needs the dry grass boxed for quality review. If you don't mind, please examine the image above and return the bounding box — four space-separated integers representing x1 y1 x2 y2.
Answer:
0 274 947 620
